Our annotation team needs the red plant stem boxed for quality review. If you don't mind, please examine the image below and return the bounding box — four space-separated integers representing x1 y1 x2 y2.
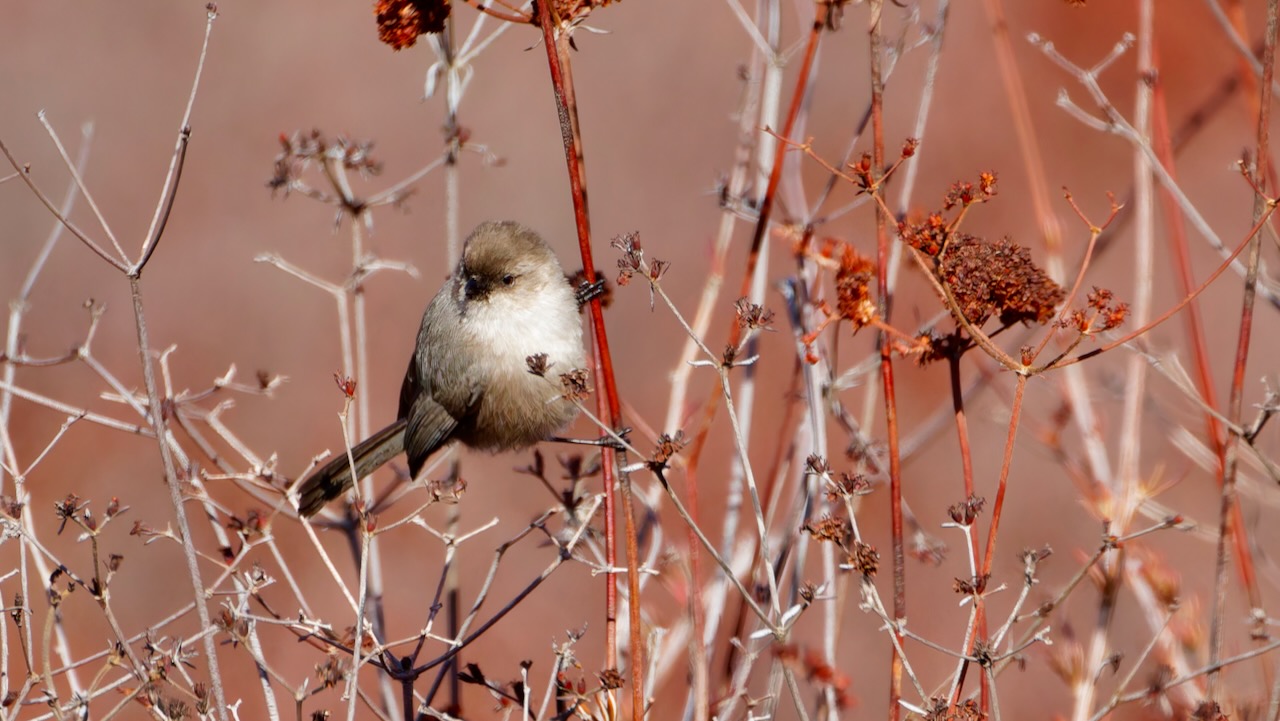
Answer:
946 354 990 712
867 2 906 719
1151 48 1266 655
698 1 828 690
979 376 1026 581
1208 0 1277 699
533 3 637 710
731 3 829 348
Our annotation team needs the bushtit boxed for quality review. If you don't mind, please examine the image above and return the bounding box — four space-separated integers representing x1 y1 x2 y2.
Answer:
296 221 586 517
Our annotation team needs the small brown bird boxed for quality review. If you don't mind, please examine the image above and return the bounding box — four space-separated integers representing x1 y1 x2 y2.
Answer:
296 221 586 517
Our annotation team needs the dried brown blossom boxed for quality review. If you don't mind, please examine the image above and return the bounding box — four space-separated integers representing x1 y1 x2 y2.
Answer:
805 454 829 475
953 574 989 596
943 172 998 209
923 697 986 721
835 246 876 329
611 232 642 285
375 0 449 50
825 472 872 501
268 130 382 196
526 353 551 377
799 581 818 604
1059 287 1129 335
316 655 346 689
651 432 686 467
1191 701 1227 721
849 540 879 577
803 515 850 545
900 212 950 257
734 297 775 331
849 152 874 191
940 235 1064 327
947 494 986 526
559 368 590 402
598 668 625 690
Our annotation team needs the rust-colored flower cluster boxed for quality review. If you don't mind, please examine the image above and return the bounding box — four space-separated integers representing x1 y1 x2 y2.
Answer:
922 697 986 721
374 0 450 50
1058 287 1128 335
939 235 1065 327
835 245 876 329
803 515 851 545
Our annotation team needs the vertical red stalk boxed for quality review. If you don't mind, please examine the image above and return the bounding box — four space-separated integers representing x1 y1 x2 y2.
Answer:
946 355 990 713
533 3 638 715
867 2 905 719
979 376 1026 581
731 4 829 347
1151 49 1266 645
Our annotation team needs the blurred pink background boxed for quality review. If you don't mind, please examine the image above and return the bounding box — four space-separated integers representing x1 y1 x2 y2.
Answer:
2 0 1278 718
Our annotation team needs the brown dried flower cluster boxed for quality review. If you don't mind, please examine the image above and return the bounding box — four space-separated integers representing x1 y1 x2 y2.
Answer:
374 0 449 50
849 540 879 577
939 235 1065 327
923 697 986 721
1059 287 1129 335
559 368 591 403
803 515 851 545
268 130 382 197
835 246 876 329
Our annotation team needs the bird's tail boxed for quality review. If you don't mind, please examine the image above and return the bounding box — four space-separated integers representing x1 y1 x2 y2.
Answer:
296 418 408 517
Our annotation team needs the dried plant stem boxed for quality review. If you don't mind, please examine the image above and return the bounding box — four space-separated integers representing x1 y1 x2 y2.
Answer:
981 0 1063 263
532 3 634 710
1209 0 1278 700
130 278 229 721
867 3 906 720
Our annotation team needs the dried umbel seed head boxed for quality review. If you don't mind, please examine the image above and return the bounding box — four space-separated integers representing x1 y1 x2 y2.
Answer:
835 246 876 329
611 232 643 285
900 212 949 257
526 353 551 377
940 235 1065 327
734 297 775 331
849 541 879 577
559 368 590 403
651 432 686 467
947 494 986 526
375 0 449 49
598 668 625 690
803 515 851 545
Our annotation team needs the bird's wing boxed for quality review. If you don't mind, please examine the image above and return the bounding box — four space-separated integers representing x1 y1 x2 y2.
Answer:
403 391 465 478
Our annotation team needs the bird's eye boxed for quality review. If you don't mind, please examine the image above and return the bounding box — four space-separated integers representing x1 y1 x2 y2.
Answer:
502 274 515 286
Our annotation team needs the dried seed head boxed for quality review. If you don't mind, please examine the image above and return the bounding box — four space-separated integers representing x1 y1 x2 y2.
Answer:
526 353 551 377
802 515 851 544
374 0 449 49
734 297 775 331
598 668 625 690
849 540 879 577
835 246 877 329
900 212 949 257
940 235 1064 327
